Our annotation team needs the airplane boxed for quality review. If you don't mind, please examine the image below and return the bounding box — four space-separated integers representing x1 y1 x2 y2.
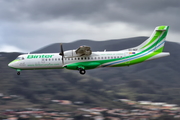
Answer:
8 26 170 75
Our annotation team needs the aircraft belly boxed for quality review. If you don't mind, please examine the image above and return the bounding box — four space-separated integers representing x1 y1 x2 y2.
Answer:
65 61 101 70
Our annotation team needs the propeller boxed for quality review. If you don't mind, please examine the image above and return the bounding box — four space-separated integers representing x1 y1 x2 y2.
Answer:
59 43 64 65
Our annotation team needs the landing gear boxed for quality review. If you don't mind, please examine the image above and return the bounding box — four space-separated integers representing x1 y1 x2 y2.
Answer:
17 72 20 75
79 68 86 75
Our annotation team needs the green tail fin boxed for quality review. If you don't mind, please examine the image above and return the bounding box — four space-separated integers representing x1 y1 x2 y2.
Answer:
132 26 169 52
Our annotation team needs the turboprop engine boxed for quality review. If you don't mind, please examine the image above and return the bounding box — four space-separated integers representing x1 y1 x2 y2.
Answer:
64 50 78 57
64 46 92 57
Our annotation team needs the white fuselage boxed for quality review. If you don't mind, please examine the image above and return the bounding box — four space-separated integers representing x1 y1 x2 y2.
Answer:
8 51 130 70
8 25 171 75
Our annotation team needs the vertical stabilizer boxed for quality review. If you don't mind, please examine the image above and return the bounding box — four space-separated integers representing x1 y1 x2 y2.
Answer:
133 26 169 52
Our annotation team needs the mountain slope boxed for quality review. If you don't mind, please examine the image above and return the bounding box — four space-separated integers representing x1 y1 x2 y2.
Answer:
33 37 180 85
32 37 147 53
1 37 180 107
0 52 122 108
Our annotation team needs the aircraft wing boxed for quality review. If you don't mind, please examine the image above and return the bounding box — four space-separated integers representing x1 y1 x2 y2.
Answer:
75 46 92 56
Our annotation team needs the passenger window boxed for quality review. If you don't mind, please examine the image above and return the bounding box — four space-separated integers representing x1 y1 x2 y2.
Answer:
58 58 60 60
85 57 86 60
74 58 76 60
104 57 106 59
78 58 80 60
22 57 24 60
55 58 57 61
81 57 83 60
101 57 103 59
88 57 90 60
49 59 51 61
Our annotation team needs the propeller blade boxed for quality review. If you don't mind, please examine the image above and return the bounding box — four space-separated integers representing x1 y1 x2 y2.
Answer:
62 57 64 65
59 43 64 65
59 44 63 55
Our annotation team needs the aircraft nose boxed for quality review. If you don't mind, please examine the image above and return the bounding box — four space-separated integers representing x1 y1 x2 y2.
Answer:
8 62 13 67
8 62 16 68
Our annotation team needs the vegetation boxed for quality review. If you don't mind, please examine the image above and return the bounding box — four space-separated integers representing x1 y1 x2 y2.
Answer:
0 38 180 109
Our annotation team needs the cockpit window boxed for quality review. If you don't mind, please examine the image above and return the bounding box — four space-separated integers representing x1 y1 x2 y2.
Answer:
15 57 24 60
15 57 21 60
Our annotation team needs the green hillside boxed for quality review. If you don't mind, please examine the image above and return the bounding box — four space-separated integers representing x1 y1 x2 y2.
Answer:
0 52 123 109
1 38 180 110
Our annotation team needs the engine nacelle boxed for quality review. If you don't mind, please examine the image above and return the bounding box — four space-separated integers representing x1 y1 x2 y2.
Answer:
64 50 78 57
63 46 92 57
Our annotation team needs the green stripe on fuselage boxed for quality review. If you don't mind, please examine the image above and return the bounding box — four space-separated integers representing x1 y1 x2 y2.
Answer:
65 31 167 70
65 46 164 70
63 26 169 70
112 47 164 67
67 35 165 70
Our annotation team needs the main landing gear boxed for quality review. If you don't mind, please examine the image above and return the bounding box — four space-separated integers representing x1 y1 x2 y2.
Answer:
78 68 86 75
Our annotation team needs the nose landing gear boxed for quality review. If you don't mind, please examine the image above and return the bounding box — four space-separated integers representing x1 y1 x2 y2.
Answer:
16 69 21 75
17 72 20 75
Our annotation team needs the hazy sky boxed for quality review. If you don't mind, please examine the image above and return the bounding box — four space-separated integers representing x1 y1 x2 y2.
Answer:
0 0 179 52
